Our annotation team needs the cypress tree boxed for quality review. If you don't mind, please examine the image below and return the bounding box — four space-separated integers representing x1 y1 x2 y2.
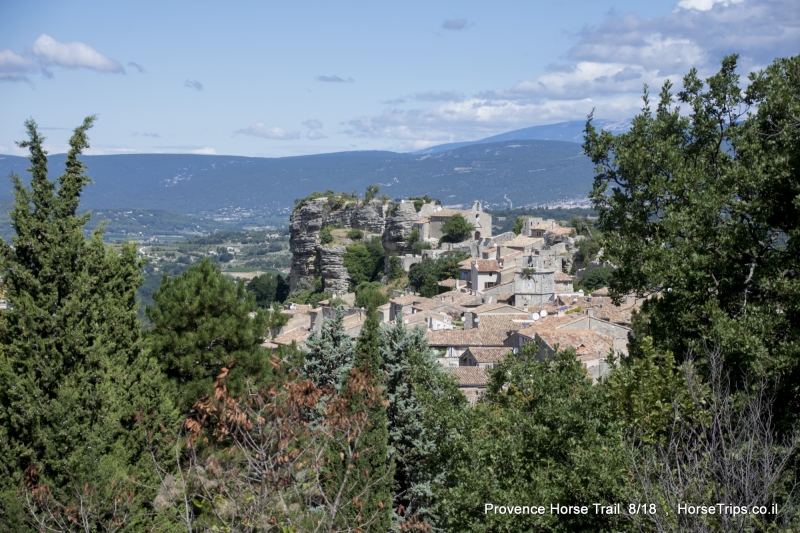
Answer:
334 304 393 532
0 118 177 529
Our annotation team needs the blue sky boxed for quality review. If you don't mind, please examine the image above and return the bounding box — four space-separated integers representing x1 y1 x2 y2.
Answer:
1 0 797 157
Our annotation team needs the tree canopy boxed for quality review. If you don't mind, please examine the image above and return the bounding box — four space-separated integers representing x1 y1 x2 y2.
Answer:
440 213 476 241
584 54 800 419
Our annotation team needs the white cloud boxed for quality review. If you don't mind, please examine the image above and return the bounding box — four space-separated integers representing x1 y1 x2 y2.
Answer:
307 130 327 140
235 123 301 140
28 34 124 73
190 147 217 155
676 0 743 11
0 48 38 83
344 0 799 149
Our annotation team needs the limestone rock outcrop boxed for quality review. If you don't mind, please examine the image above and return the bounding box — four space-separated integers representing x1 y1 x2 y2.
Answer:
381 202 418 258
318 244 350 294
290 198 413 292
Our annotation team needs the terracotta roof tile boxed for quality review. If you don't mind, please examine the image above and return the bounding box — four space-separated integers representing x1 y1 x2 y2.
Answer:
547 226 575 235
446 367 489 387
535 329 612 358
464 347 512 363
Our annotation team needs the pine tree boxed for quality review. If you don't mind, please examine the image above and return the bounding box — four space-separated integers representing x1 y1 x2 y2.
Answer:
303 306 355 391
0 118 177 529
146 257 270 412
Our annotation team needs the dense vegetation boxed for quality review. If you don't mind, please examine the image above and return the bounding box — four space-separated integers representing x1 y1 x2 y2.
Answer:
1 54 799 532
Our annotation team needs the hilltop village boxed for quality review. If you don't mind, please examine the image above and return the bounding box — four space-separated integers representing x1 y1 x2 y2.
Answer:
270 193 636 403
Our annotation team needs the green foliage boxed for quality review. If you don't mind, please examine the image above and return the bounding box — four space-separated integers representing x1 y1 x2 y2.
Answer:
343 237 385 288
434 344 629 532
512 215 531 235
354 281 389 309
574 235 602 265
408 258 437 290
380 323 466 526
578 266 615 292
406 227 421 244
264 301 290 337
287 277 331 308
389 254 404 280
0 118 177 530
408 252 469 290
245 272 290 308
378 194 391 204
146 257 269 411
603 337 698 444
365 184 380 202
420 273 439 298
412 240 431 255
584 54 800 418
569 216 595 236
440 213 476 241
303 307 355 391
347 228 363 240
293 189 359 212
407 195 434 212
335 306 393 531
319 225 333 244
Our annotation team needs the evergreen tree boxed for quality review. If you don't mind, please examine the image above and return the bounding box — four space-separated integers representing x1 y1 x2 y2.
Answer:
583 54 800 419
380 322 465 526
303 306 355 391
146 257 269 411
0 118 177 530
337 305 393 532
420 273 439 297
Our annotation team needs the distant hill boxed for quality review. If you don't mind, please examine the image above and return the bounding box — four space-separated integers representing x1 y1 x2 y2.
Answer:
413 119 630 154
0 139 595 218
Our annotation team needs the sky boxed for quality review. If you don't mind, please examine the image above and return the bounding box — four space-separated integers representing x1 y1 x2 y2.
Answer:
1 0 798 157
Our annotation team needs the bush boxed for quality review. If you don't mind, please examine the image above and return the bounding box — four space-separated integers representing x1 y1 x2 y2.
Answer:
347 228 364 240
441 213 476 242
578 267 614 292
319 225 333 244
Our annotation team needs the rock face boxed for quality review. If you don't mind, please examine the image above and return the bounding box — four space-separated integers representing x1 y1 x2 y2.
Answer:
317 244 350 294
290 198 416 292
381 202 418 258
289 199 328 290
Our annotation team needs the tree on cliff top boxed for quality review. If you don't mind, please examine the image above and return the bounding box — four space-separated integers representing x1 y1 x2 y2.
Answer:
441 213 476 241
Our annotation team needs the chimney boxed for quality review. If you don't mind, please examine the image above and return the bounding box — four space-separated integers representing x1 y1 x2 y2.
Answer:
587 308 594 318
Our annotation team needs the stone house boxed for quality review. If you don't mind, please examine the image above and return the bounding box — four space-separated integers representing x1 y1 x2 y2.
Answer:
415 200 493 241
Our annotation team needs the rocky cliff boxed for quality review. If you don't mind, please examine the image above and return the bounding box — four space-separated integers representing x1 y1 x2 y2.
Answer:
290 198 407 293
